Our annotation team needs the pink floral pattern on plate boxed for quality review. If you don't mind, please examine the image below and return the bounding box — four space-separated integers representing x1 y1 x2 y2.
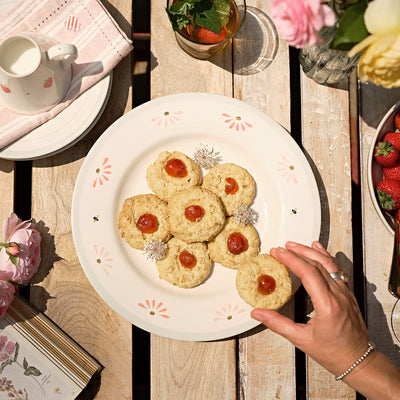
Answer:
222 113 252 131
152 111 183 127
213 304 245 321
93 157 111 188
277 155 298 184
138 299 169 319
94 245 112 275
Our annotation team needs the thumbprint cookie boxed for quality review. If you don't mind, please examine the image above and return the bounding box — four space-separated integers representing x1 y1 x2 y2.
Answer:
167 187 226 243
207 217 259 269
118 194 171 250
202 163 255 215
146 151 202 201
236 254 292 309
156 238 212 288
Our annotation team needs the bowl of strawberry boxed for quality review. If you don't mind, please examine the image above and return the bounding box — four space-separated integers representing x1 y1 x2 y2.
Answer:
368 101 400 233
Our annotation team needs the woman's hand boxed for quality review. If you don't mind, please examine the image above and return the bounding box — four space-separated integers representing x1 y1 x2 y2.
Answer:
251 241 370 377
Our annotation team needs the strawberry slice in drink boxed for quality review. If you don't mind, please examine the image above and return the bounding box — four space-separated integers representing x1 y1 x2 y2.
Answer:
194 26 227 43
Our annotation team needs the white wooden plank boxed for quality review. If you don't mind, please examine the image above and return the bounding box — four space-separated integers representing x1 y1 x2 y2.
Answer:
301 75 355 399
150 1 237 399
234 1 297 398
359 83 400 365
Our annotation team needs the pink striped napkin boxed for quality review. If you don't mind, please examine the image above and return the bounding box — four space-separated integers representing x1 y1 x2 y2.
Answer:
0 0 133 150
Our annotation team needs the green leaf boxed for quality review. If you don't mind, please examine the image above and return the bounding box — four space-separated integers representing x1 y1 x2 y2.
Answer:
331 0 369 50
165 0 221 33
23 357 28 370
13 342 19 362
24 366 42 376
194 0 221 33
9 255 18 267
212 0 231 27
1 358 13 372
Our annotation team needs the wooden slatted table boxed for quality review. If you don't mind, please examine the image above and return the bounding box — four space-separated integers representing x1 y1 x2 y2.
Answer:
0 0 399 399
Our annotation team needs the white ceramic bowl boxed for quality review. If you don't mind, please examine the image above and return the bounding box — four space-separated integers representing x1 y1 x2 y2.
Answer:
368 101 400 234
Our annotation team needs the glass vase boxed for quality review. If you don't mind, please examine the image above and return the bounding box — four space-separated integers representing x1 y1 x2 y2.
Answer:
299 27 360 85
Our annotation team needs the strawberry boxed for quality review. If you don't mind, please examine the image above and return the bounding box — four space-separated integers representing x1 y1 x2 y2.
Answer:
43 77 53 88
377 179 400 210
194 26 227 44
383 132 400 150
395 111 400 131
1 83 11 93
374 140 399 167
384 163 400 180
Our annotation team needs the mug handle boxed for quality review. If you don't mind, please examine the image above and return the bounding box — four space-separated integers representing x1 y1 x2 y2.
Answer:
47 43 78 67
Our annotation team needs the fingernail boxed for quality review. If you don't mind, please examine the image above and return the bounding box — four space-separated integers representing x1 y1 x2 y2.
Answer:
276 247 288 254
250 310 264 323
313 241 324 250
286 241 297 247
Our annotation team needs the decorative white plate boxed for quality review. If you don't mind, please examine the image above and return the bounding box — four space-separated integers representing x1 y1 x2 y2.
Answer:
71 93 321 341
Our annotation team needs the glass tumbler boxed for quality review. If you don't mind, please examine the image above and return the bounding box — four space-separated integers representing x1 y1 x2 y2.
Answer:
166 0 246 60
392 299 400 343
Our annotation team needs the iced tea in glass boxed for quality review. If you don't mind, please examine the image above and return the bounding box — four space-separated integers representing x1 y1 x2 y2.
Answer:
166 0 246 59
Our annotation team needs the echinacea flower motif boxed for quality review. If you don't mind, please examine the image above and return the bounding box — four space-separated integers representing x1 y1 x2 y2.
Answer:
94 245 113 276
222 113 252 132
92 157 111 188
233 204 258 226
213 304 245 321
143 240 168 261
277 155 298 184
193 144 221 169
138 299 170 318
152 110 183 127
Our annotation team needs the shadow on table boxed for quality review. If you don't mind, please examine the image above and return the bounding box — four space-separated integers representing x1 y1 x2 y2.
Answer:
209 6 279 75
360 84 400 130
365 281 400 366
29 220 60 311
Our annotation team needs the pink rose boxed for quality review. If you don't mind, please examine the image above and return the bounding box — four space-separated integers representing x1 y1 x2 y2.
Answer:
0 281 15 319
0 213 41 285
271 0 336 48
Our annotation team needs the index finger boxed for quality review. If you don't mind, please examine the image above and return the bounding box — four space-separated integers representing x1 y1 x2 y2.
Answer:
270 247 333 312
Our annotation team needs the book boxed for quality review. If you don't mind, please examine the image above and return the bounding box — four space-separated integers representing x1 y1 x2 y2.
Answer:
0 295 102 399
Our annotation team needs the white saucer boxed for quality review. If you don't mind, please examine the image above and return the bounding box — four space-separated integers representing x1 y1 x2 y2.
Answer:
0 0 112 161
0 73 112 160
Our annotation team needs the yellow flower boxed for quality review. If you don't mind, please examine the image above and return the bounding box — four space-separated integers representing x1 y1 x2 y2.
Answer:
348 0 400 88
349 32 400 88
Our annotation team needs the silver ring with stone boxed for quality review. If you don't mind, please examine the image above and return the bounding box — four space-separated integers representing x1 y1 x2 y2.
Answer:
330 271 348 283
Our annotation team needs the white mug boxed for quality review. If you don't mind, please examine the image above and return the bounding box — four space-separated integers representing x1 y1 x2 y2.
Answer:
0 33 78 114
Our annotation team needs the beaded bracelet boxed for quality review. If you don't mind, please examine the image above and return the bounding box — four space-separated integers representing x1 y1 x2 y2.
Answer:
335 341 376 381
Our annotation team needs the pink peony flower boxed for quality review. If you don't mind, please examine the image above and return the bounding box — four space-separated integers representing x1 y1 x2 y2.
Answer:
271 0 336 48
0 281 15 319
0 213 41 286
